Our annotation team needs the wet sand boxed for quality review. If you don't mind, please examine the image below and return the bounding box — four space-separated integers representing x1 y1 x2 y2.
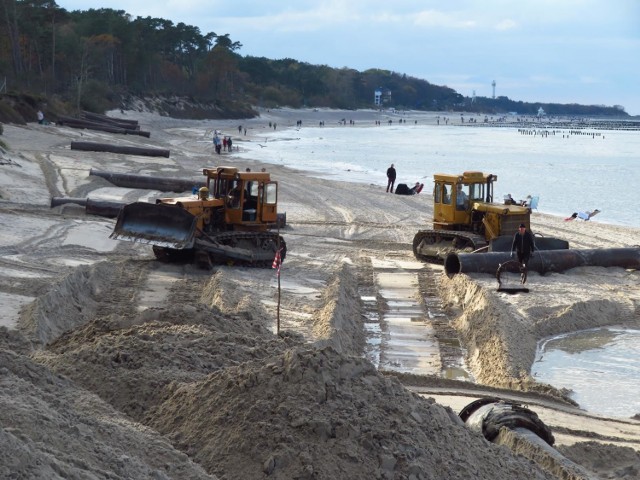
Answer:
0 106 639 478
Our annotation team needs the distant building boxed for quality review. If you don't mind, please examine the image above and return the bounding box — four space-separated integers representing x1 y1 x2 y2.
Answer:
537 107 546 117
374 88 391 106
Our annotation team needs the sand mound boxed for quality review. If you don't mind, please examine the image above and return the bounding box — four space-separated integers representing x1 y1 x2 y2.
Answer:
312 262 366 355
27 261 555 479
442 274 542 389
32 303 299 423
144 346 555 480
558 442 640 479
19 261 123 345
0 331 215 479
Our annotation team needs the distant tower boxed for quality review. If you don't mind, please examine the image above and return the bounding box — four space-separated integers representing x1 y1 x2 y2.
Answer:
374 88 382 106
492 80 496 99
471 90 476 103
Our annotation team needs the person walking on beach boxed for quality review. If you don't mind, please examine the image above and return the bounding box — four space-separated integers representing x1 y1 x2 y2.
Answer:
386 164 396 193
213 133 222 154
511 223 536 269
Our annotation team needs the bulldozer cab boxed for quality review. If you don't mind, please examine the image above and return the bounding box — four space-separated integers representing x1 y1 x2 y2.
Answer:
433 172 495 230
203 167 279 227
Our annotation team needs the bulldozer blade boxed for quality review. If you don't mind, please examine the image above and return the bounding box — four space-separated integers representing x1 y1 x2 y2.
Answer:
110 202 197 249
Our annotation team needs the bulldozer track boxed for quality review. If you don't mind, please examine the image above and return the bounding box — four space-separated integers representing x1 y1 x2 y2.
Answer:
210 231 286 263
175 231 286 268
413 229 488 263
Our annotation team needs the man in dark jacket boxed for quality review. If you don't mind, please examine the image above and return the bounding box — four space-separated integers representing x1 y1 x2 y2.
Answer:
511 223 536 268
386 164 396 193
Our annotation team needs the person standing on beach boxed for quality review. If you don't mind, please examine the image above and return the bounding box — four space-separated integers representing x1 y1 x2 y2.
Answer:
213 133 222 154
386 164 396 193
511 223 536 268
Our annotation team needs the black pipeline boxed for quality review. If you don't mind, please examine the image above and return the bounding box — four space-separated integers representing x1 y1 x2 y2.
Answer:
72 142 167 157
459 399 596 479
445 247 640 277
51 197 125 218
89 169 204 193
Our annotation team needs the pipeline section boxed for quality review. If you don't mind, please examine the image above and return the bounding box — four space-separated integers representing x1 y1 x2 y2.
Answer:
51 197 126 218
445 247 640 277
89 168 204 193
72 142 167 157
460 398 598 479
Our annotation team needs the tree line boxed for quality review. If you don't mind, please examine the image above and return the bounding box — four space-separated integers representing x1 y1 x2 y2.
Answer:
0 1 627 118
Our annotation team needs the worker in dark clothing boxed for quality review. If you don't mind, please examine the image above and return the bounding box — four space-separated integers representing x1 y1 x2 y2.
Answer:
511 223 536 269
386 164 396 193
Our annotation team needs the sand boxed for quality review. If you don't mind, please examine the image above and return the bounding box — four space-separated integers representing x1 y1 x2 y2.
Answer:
0 105 639 479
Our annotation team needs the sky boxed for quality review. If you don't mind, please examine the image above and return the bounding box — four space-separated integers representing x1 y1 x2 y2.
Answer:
55 0 640 116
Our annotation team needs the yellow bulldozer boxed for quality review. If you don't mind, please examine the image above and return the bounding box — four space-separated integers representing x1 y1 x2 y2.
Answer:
110 166 286 268
413 171 567 262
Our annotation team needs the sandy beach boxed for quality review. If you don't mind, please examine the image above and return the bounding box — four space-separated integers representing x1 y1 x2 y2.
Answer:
1 106 639 479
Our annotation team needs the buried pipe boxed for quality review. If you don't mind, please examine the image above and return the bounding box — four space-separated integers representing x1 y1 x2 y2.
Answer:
444 247 640 278
459 398 554 445
90 169 205 193
459 399 597 479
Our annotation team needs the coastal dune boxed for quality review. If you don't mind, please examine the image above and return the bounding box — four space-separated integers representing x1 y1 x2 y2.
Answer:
0 107 639 478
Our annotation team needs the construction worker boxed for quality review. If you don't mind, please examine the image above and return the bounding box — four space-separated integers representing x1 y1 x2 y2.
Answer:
511 223 536 269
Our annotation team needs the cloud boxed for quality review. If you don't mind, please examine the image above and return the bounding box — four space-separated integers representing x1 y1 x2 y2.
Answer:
578 76 604 85
412 10 477 29
495 19 517 31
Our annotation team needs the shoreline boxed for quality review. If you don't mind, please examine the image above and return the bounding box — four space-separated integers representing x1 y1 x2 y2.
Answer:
222 107 640 229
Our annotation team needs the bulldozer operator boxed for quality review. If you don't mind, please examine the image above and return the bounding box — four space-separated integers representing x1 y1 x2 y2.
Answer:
198 186 209 201
456 184 468 210
227 183 243 208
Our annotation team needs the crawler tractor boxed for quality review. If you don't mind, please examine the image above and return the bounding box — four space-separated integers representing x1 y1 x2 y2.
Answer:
413 171 567 262
111 166 286 268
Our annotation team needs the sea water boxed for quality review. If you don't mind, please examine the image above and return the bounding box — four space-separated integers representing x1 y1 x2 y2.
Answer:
532 328 640 418
237 122 640 227
237 118 640 418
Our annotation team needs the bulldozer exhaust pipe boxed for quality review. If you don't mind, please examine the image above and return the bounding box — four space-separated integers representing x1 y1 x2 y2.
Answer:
89 169 204 193
445 247 640 277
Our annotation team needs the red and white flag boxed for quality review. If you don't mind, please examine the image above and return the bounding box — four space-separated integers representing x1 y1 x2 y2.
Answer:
272 248 283 276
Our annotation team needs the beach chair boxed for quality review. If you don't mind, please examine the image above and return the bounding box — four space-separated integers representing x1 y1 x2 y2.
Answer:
529 196 540 210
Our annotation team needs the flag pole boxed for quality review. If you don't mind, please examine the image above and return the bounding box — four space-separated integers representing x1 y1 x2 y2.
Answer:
276 258 281 335
275 221 281 335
